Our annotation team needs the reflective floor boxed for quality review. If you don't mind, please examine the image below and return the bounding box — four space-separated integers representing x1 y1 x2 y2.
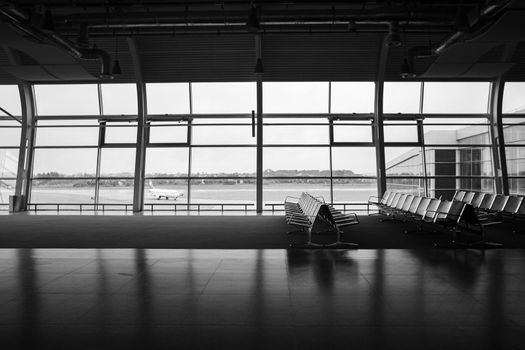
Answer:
1 248 525 350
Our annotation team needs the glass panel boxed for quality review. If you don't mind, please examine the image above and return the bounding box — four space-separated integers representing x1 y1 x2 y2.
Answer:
503 82 525 114
149 122 188 143
263 179 330 203
0 85 22 116
0 149 18 178
509 178 525 195
30 179 95 203
190 179 255 204
332 147 376 176
422 82 490 114
264 125 328 145
0 179 15 205
145 148 189 177
332 121 373 143
34 84 99 116
101 84 137 115
263 82 328 113
104 122 137 143
384 82 421 114
386 178 425 196
99 148 135 177
145 179 188 203
385 147 423 176
192 148 255 176
98 179 134 203
35 126 99 146
263 147 330 176
193 125 255 145
32 149 97 177
332 179 378 204
505 147 525 176
424 118 490 145
0 120 21 146
384 122 418 143
146 83 190 115
502 119 525 145
192 82 256 114
330 82 375 113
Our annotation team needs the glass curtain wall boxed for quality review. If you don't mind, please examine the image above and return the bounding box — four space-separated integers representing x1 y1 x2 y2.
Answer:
263 82 377 211
30 84 137 209
0 85 22 208
384 82 494 199
145 82 256 212
502 82 525 194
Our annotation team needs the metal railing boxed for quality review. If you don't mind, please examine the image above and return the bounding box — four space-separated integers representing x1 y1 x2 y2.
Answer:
23 201 376 214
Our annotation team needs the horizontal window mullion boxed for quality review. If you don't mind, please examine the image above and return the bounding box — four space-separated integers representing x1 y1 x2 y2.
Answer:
263 144 329 147
33 145 99 149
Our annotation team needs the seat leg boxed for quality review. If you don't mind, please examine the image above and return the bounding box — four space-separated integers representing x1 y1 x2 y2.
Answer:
322 230 359 249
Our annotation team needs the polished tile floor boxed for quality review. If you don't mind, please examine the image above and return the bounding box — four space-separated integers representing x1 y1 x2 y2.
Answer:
1 248 525 350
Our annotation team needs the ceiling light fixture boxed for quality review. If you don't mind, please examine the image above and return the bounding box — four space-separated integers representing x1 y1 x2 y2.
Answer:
254 58 264 74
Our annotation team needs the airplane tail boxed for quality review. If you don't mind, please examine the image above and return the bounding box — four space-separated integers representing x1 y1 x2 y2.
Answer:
148 180 154 189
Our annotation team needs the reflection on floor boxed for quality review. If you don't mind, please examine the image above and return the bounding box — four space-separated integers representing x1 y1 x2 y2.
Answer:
1 248 525 349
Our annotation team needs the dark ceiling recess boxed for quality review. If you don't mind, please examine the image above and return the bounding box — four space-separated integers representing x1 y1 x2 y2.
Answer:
1 1 525 81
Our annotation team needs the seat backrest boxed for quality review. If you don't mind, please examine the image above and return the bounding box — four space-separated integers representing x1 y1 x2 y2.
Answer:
516 197 525 216
452 190 466 202
415 197 431 217
380 191 391 204
439 200 465 223
503 196 523 215
478 193 496 210
401 195 414 212
388 193 401 207
491 194 509 212
462 191 475 204
408 196 422 214
395 194 408 210
424 199 441 221
434 200 452 221
470 192 485 208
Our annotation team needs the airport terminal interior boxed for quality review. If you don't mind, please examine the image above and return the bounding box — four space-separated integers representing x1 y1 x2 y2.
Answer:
1 0 525 349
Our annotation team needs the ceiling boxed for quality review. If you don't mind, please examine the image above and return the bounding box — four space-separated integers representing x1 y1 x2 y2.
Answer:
1 0 525 83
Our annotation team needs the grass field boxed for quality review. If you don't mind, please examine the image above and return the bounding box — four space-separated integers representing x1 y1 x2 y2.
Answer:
25 183 376 206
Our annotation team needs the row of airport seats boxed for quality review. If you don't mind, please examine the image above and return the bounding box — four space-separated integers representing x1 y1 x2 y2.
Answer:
368 191 505 249
285 192 359 249
451 190 525 231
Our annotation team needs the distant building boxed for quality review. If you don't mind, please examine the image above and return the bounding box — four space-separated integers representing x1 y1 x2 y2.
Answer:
386 122 524 199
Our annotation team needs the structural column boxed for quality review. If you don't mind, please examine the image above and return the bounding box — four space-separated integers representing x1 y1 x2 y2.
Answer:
128 37 147 212
255 34 263 213
374 37 388 196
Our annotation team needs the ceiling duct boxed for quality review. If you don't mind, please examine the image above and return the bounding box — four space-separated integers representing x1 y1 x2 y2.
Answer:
401 0 512 78
0 5 113 79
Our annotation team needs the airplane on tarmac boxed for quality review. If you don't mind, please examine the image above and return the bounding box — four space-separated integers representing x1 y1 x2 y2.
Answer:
148 180 184 200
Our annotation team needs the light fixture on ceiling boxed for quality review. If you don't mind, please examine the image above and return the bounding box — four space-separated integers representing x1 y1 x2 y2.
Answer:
42 9 54 32
254 58 264 74
246 5 260 32
112 36 122 76
77 25 89 48
387 21 402 47
400 57 416 79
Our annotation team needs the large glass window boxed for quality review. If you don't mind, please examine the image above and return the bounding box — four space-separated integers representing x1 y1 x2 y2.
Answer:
192 82 256 114
264 118 328 145
384 82 421 114
503 82 525 114
263 82 328 113
422 82 491 114
502 117 525 195
0 85 22 117
148 122 188 144
146 83 190 115
332 120 373 143
35 120 99 146
100 84 137 115
34 84 100 116
330 82 375 113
